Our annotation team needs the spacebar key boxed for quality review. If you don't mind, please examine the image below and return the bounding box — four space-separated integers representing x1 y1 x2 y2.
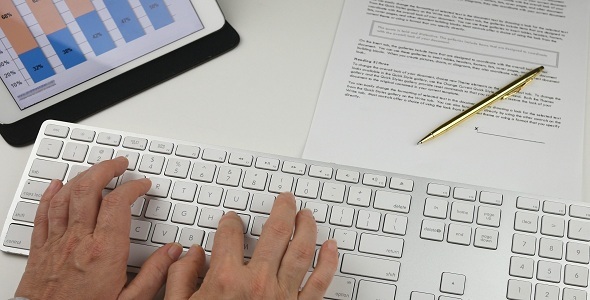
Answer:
127 243 159 268
29 159 68 181
341 253 401 281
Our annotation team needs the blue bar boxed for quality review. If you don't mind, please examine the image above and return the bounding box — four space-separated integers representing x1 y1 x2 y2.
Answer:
140 0 174 30
47 28 86 69
104 0 145 42
19 47 55 83
76 11 116 56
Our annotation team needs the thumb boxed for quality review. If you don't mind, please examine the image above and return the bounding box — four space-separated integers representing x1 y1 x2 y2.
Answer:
165 245 206 300
119 243 184 300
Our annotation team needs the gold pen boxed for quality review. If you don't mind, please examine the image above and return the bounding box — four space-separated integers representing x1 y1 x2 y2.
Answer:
417 66 544 145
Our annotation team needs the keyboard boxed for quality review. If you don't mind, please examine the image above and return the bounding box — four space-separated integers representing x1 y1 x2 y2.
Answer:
2 120 590 300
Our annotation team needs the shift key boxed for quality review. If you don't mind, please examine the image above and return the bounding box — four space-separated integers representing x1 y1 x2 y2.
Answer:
341 254 400 281
29 159 68 181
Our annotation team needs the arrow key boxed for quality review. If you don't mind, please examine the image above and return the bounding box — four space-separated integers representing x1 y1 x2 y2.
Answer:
440 272 466 295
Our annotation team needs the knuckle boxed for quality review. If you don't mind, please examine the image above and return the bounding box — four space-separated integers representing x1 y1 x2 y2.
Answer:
291 243 315 263
308 274 331 292
71 180 94 198
265 221 293 238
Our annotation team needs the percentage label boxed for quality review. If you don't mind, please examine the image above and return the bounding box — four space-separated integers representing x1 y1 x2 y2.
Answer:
121 17 131 23
1 13 13 19
4 70 16 78
93 32 103 38
62 48 73 54
149 3 159 9
11 80 22 87
33 64 44 71
0 60 10 67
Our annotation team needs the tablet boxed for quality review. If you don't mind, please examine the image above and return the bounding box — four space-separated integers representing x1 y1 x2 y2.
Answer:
0 0 226 125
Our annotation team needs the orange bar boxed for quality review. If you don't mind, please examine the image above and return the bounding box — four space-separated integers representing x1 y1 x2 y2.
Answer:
0 1 38 54
64 0 95 18
26 0 66 34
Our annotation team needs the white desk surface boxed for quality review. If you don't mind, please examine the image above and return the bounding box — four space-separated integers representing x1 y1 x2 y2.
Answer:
0 0 589 297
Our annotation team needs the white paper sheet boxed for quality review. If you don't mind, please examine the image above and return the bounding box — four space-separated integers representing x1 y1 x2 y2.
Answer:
304 0 590 201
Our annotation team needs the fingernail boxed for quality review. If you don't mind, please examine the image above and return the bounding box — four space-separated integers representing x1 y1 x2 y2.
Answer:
168 243 183 260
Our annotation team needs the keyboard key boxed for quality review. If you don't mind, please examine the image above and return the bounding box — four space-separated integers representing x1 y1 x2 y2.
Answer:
127 243 158 268
29 159 68 181
242 170 268 191
341 254 400 281
171 203 198 225
250 193 275 214
479 191 503 205
332 229 357 250
70 128 95 142
453 187 476 201
507 279 531 300
171 181 197 202
473 227 498 250
202 148 226 162
420 219 445 241
129 219 151 241
534 284 559 300
383 214 408 236
440 272 465 295
144 199 171 221
570 205 590 220
87 146 114 164
476 206 501 227
539 238 563 260
517 197 540 211
198 208 224 229
423 198 448 219
122 136 147 150
410 292 434 300
115 150 140 170
302 273 355 300
510 256 534 279
149 140 173 154
329 206 355 227
197 185 223 206
358 233 403 258
178 228 205 247
346 186 370 207
228 152 253 167
321 182 346 203
255 157 279 171
44 124 69 138
295 178 320 199
146 177 171 198
512 233 537 256
537 260 562 283
362 173 386 188
568 219 590 241
543 201 566 215
12 202 38 223
564 264 589 287
335 169 359 183
191 162 216 183
316 226 330 246
308 165 332 179
62 142 89 162
356 210 381 231
282 161 306 175
96 132 121 146
139 154 165 175
37 138 63 158
152 223 178 244
356 280 396 300
164 158 191 179
130 198 145 217
541 215 565 237
374 191 411 213
118 172 146 186
224 189 249 210
251 216 268 236
447 223 471 246
514 211 538 233
175 145 200 159
268 174 293 193
216 166 242 187
450 201 475 223
389 177 413 192
20 179 50 201
426 183 450 197
562 288 587 300
566 242 590 264
3 224 33 250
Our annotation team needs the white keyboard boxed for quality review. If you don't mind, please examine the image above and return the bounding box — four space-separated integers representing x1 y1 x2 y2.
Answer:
2 120 590 300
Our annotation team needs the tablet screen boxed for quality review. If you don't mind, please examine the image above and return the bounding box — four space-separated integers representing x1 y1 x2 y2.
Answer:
0 0 204 110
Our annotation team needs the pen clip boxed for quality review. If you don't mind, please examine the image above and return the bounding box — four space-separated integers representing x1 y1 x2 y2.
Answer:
501 77 534 100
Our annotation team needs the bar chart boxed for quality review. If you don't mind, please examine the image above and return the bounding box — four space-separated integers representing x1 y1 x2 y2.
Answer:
0 0 176 85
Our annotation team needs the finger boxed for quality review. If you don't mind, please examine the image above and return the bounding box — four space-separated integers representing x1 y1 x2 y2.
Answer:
209 211 244 268
119 243 184 300
30 180 63 251
164 245 206 300
250 192 297 271
299 240 338 300
94 177 151 242
67 157 129 232
278 208 317 291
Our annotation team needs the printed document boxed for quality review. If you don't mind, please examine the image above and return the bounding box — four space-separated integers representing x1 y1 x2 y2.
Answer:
304 0 590 200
